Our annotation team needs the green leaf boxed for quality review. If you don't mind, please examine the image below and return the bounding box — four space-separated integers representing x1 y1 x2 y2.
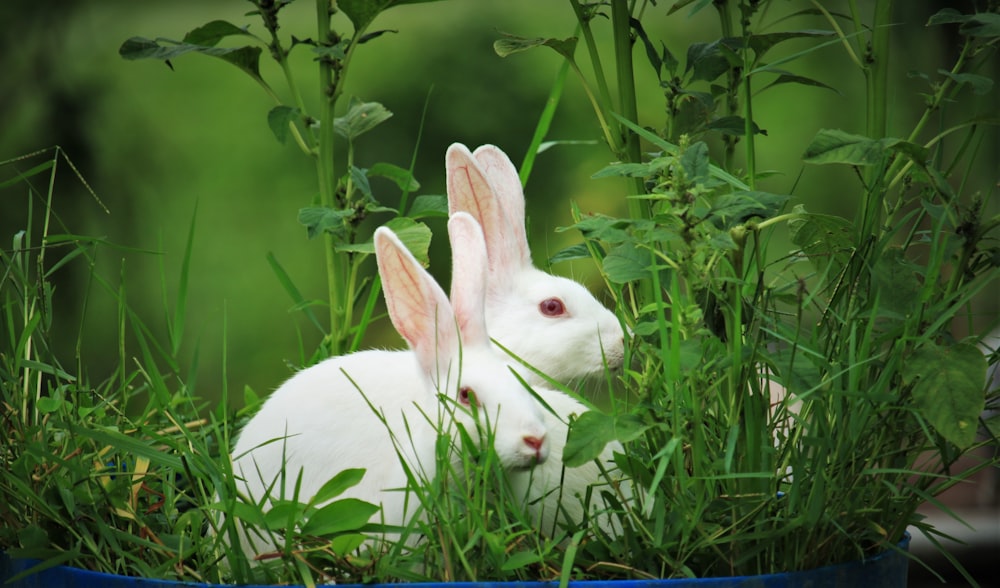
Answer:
940 70 994 95
494 32 578 60
338 0 445 33
36 394 65 414
904 342 987 448
182 20 252 46
746 30 833 59
267 105 300 145
591 160 667 179
298 207 352 239
871 247 922 318
603 242 652 284
757 72 840 95
309 468 367 506
707 115 766 137
679 141 710 183
708 191 789 228
803 129 893 166
334 99 393 140
301 498 380 536
408 194 448 219
118 37 266 87
263 499 307 531
548 243 592 265
563 411 645 468
501 550 542 572
369 162 420 192
788 206 857 279
686 39 739 82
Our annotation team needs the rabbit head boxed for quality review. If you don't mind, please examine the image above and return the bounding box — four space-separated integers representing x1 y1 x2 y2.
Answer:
446 143 625 384
374 212 550 469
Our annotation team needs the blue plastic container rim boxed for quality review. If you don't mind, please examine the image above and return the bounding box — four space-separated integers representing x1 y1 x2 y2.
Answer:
0 532 910 588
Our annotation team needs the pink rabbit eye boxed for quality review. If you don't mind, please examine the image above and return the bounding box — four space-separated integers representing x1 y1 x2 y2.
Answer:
459 386 477 406
539 297 566 317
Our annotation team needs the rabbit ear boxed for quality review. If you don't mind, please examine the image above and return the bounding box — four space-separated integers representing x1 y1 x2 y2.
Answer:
446 143 531 283
471 144 529 261
374 227 458 379
447 212 490 347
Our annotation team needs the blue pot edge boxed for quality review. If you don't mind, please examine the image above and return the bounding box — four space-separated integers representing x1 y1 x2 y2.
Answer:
0 532 910 588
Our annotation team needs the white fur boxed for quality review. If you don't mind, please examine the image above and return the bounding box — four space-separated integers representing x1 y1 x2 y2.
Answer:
446 143 632 535
229 213 550 559
446 143 626 384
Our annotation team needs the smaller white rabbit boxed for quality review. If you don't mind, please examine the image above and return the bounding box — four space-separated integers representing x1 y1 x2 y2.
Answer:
509 394 630 538
446 143 626 385
229 213 550 559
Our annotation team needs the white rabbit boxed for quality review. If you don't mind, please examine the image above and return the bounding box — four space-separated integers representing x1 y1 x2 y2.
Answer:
446 144 631 536
229 213 551 559
446 143 626 385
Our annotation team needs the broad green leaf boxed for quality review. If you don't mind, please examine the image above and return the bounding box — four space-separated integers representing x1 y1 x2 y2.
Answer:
494 33 577 60
309 468 367 506
562 214 634 244
298 206 352 239
71 425 184 470
788 206 857 279
679 141 710 183
338 0 445 33
548 243 592 265
940 70 994 95
563 411 645 467
803 129 892 166
927 8 966 26
350 165 372 199
407 194 448 219
904 342 987 448
603 242 652 284
707 115 765 137
267 105 300 145
501 550 543 572
301 498 380 536
263 499 307 531
686 39 734 82
708 191 789 228
334 99 393 140
369 162 420 192
182 20 252 46
118 37 266 87
36 394 65 414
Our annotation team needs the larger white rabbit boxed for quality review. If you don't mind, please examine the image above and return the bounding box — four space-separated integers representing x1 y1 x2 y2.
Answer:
446 143 625 384
229 213 550 559
446 144 631 536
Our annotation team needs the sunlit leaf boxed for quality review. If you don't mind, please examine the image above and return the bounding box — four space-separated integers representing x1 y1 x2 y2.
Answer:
603 242 652 284
564 411 645 468
309 468 367 506
334 99 393 140
301 498 380 536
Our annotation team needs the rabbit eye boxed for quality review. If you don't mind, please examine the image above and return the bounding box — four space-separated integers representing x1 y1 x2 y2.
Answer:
459 386 477 406
539 297 566 317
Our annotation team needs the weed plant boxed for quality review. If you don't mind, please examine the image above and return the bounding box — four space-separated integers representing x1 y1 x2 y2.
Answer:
3 1 1000 587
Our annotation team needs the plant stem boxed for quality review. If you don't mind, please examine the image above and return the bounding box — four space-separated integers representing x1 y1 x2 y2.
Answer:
611 0 646 216
315 0 343 354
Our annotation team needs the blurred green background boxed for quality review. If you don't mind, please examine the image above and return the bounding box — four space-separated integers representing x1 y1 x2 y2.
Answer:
1 0 996 403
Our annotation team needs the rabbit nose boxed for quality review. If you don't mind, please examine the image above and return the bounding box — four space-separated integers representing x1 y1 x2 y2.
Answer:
523 435 546 460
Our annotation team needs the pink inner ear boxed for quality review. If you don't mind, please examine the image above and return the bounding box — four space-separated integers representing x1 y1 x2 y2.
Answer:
375 227 458 378
447 212 490 348
471 145 531 271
